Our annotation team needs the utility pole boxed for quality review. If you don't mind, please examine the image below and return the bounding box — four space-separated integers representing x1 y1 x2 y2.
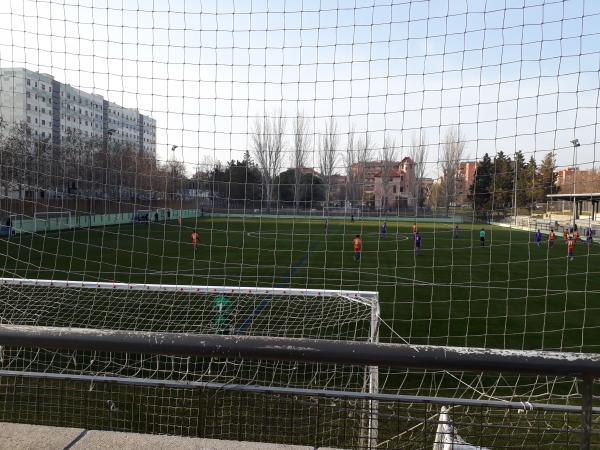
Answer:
571 139 580 227
170 145 178 201
513 156 518 225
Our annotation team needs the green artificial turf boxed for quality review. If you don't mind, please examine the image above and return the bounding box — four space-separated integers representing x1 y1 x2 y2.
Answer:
1 216 598 353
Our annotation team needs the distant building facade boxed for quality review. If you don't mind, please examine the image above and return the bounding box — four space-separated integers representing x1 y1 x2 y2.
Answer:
455 161 477 205
352 157 416 209
555 167 600 193
373 157 416 209
0 68 156 157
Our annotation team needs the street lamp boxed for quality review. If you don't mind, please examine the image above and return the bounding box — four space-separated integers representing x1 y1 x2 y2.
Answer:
170 145 179 200
571 138 580 226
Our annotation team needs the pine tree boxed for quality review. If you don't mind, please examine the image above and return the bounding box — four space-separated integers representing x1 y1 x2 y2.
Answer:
514 151 529 209
491 151 513 210
522 156 539 211
538 151 559 203
469 153 493 213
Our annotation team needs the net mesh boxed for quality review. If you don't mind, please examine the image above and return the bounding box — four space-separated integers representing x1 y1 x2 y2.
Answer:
0 279 375 391
0 0 599 447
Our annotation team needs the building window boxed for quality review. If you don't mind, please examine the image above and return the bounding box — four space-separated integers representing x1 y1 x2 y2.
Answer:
26 79 30 86
41 132 45 138
41 83 45 90
26 103 31 110
34 82 37 87
41 108 45 114
48 87 51 92
27 116 31 123
26 91 30 98
35 118 38 124
393 186 396 194
41 120 45 126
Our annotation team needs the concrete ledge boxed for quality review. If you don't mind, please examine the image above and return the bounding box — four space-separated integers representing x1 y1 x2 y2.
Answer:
0 422 84 449
0 422 337 449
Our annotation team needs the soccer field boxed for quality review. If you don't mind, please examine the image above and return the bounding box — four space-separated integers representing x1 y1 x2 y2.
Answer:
2 216 599 354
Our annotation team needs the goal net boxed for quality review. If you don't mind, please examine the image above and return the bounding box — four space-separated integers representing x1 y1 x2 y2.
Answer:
0 278 379 443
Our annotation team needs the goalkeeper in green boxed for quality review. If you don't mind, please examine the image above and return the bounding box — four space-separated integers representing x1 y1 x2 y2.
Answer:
214 295 232 334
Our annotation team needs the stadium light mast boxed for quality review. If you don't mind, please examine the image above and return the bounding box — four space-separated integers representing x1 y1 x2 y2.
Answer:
571 138 580 226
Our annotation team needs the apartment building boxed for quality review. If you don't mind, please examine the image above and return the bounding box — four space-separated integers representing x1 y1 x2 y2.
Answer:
0 68 54 140
0 68 156 157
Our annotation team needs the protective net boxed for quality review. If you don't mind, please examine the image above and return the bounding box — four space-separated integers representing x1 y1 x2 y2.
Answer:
0 0 599 448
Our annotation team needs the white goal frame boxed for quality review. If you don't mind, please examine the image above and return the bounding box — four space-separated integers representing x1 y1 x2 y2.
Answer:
0 277 380 445
33 211 72 232
132 209 152 223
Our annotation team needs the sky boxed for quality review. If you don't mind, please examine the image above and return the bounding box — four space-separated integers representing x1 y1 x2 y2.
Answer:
0 0 599 177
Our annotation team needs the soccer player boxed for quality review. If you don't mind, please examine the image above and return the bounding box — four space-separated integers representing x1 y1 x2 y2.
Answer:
586 227 593 245
563 228 568 244
453 224 459 238
412 223 417 235
414 231 422 256
479 228 486 246
535 229 542 248
352 234 362 262
213 294 232 334
380 221 387 238
574 228 580 243
191 230 199 251
567 238 575 261
549 228 556 248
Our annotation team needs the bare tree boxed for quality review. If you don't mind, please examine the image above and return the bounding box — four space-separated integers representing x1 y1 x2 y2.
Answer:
252 112 286 212
441 126 466 216
409 132 428 214
1 122 32 200
343 128 357 206
355 132 373 206
379 134 398 210
318 117 338 208
292 112 310 211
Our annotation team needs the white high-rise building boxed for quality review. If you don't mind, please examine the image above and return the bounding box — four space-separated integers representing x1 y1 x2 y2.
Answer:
0 68 54 140
0 68 156 157
59 83 104 141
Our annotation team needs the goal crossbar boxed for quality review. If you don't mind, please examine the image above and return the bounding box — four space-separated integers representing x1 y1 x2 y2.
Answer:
0 277 378 306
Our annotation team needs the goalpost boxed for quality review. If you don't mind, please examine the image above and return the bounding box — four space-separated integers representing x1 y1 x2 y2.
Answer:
132 209 152 223
0 277 380 446
32 211 72 232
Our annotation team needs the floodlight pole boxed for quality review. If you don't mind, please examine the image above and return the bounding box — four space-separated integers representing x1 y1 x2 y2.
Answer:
571 139 580 226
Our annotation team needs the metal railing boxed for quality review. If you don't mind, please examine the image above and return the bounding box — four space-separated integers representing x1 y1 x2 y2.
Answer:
0 325 598 448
